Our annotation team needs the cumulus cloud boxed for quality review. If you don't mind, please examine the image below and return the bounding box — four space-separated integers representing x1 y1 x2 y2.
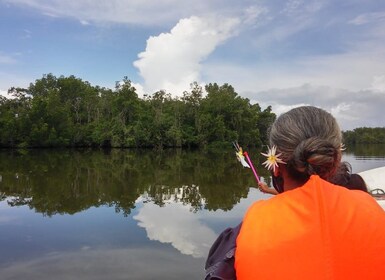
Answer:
3 0 385 131
130 82 145 98
133 16 240 95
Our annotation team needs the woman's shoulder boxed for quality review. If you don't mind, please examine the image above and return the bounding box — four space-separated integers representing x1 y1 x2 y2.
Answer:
243 193 292 218
205 223 241 280
312 176 385 217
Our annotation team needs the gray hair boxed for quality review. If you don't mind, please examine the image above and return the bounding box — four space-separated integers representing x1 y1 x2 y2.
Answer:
269 106 342 180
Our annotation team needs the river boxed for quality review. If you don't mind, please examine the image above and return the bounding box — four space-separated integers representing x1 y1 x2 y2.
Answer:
0 145 384 279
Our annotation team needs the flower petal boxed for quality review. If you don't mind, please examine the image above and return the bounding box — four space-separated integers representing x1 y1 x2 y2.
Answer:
261 145 286 171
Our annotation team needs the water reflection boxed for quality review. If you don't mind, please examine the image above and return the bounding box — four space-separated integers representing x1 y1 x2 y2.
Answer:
141 184 204 212
342 145 385 173
347 144 385 158
0 246 204 280
1 147 385 279
0 147 384 215
134 198 216 258
0 149 268 215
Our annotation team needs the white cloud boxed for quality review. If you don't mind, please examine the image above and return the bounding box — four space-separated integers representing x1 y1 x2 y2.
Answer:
282 0 323 17
2 0 385 131
133 16 240 95
199 39 385 130
205 47 385 94
79 20 90 26
130 82 145 98
0 89 10 98
330 103 359 127
297 50 385 90
0 71 33 95
267 103 310 118
370 75 385 92
3 0 248 26
246 84 385 130
349 12 385 25
242 5 269 26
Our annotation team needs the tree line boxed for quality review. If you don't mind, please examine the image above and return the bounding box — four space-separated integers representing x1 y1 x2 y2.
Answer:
343 127 385 144
0 74 276 149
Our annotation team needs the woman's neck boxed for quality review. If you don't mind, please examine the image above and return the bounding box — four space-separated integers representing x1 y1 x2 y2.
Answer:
280 166 307 191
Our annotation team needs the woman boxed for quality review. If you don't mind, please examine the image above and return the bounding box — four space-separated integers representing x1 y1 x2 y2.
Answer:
206 106 385 280
259 161 368 194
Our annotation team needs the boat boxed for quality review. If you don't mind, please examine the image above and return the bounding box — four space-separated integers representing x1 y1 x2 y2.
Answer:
358 166 385 209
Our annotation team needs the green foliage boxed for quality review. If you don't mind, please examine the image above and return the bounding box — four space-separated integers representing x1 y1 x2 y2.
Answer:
343 127 385 144
0 74 276 148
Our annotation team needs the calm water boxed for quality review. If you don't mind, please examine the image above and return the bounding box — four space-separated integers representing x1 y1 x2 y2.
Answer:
1 145 385 280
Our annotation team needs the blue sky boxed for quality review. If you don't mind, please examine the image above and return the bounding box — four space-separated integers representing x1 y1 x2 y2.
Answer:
1 0 385 130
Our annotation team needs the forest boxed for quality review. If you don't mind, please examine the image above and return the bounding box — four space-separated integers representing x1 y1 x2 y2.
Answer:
2 73 383 149
0 74 276 149
342 127 385 144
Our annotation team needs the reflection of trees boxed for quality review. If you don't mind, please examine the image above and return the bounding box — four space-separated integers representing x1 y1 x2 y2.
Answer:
7 197 32 207
141 184 204 212
346 144 385 158
0 148 271 215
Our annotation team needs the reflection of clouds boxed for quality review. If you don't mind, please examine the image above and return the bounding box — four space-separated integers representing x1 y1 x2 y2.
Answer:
131 184 272 259
133 200 217 258
1 247 204 280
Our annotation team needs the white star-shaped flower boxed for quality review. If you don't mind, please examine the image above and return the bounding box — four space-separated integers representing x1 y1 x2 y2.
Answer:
261 145 286 172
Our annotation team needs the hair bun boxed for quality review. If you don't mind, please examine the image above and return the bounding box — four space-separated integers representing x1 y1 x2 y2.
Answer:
291 137 339 179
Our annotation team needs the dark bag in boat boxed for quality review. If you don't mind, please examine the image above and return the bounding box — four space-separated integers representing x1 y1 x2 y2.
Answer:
204 223 242 280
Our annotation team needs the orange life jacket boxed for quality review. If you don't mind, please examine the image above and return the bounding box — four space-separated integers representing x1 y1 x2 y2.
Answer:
235 175 385 280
